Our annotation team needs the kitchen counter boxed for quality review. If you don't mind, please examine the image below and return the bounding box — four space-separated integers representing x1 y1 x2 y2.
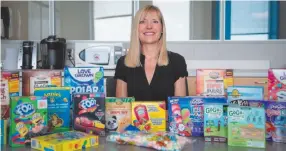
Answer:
2 137 286 151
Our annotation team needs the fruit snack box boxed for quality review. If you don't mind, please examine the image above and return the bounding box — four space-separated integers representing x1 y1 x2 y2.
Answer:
268 69 286 101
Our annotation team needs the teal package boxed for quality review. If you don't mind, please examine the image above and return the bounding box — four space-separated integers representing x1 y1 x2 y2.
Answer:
34 87 71 133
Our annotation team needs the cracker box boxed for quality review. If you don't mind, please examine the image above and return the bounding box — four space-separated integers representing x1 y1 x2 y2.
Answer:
265 102 286 143
1 119 8 144
1 71 20 119
22 70 62 96
168 96 227 137
64 67 104 95
34 87 71 133
228 106 266 148
132 101 166 132
31 131 99 151
227 86 264 104
196 69 233 96
105 97 134 133
204 104 228 142
268 69 286 101
9 96 48 147
73 93 105 136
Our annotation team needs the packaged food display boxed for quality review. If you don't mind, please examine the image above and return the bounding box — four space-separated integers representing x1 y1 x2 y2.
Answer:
268 69 286 101
196 69 233 96
132 101 166 132
31 131 99 151
106 131 192 151
9 96 48 147
73 93 105 136
228 106 265 148
204 104 228 142
105 97 134 133
227 86 264 104
34 87 71 133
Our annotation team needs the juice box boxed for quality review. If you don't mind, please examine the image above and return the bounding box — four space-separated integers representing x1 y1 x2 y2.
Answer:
228 106 266 148
73 93 105 136
132 101 166 132
265 102 286 143
105 97 134 133
31 131 99 151
1 71 20 119
268 69 286 101
168 96 227 137
64 67 104 95
9 96 48 147
196 69 233 96
204 104 228 142
34 87 71 133
227 86 264 104
1 119 7 144
22 70 62 96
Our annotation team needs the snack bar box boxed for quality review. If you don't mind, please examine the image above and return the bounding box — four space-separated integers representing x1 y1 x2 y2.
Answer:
31 131 99 151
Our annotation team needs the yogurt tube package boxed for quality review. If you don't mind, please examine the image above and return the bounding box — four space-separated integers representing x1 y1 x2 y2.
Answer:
106 131 194 151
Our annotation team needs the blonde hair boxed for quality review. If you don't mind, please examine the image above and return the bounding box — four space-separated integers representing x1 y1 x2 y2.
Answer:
125 5 169 68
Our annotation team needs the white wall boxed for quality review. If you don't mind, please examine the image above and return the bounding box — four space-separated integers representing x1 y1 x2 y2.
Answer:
56 1 91 40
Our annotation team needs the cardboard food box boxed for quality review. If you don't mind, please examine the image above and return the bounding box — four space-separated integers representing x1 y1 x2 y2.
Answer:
268 69 286 101
105 97 134 133
22 70 62 96
31 131 99 151
9 96 48 147
227 86 264 104
1 119 8 144
34 87 71 133
228 106 266 148
131 101 166 132
73 93 105 136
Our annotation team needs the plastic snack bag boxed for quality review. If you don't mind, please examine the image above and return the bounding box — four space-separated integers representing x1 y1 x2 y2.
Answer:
106 131 194 151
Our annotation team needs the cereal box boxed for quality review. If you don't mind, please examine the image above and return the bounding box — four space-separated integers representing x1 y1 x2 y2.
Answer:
227 86 264 104
34 87 71 133
168 96 227 137
196 69 233 96
268 69 286 101
132 101 166 132
265 102 286 143
64 67 104 95
1 71 20 119
204 104 228 142
228 106 266 148
1 119 8 144
73 93 105 136
105 97 134 133
22 70 62 96
31 131 99 151
9 96 48 147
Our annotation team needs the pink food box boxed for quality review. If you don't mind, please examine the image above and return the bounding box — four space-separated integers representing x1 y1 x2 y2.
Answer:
268 69 286 101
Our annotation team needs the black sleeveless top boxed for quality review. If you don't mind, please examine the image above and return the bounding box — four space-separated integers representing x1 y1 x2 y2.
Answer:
114 51 188 101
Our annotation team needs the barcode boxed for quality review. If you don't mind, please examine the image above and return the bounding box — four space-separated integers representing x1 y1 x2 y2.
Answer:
31 140 37 148
91 138 95 145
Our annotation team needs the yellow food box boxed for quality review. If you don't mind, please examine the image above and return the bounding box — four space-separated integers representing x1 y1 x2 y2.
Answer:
131 101 166 132
31 131 99 151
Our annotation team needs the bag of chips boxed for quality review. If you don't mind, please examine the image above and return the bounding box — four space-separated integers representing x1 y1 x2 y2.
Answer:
106 131 194 151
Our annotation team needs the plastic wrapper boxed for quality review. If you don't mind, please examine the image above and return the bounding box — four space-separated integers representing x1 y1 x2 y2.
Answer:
106 131 194 151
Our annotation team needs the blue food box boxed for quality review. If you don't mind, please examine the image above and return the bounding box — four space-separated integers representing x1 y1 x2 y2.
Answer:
227 86 264 105
64 67 104 96
168 96 227 137
34 87 71 133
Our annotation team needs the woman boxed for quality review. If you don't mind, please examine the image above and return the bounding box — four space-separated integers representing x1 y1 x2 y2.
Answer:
114 5 188 101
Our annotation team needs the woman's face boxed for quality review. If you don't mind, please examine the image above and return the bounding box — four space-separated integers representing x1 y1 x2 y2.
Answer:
138 11 162 45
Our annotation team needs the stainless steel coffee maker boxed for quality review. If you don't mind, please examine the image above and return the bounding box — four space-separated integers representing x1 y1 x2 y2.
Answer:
17 41 37 69
38 35 66 69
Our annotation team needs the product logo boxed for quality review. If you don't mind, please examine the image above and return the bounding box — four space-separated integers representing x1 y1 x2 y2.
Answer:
93 54 100 61
191 98 203 104
75 69 94 78
231 89 241 98
228 109 244 117
15 102 35 117
115 99 123 105
269 104 286 110
44 92 61 97
205 107 222 114
209 72 220 79
280 72 286 81
79 98 97 110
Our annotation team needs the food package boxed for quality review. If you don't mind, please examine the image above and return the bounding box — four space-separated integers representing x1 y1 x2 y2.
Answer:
106 131 194 151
